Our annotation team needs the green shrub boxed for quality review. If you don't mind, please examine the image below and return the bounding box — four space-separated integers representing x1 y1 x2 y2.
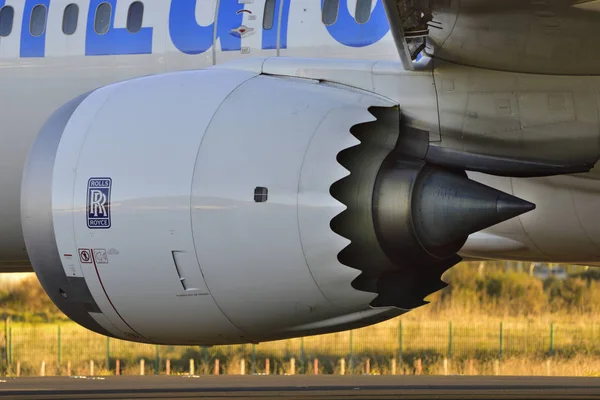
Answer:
2 263 600 322
0 275 66 322
430 263 600 317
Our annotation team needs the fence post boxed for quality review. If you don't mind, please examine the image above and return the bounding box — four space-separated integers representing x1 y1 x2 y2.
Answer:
202 347 209 372
155 345 160 375
89 360 94 376
140 359 145 376
57 326 61 374
289 358 294 375
448 321 453 358
398 320 403 367
8 327 12 366
251 344 256 374
240 359 246 375
349 330 354 373
300 337 305 374
3 318 7 365
2 317 10 373
115 360 120 376
166 359 170 376
215 359 220 375
499 322 503 358
104 337 110 373
549 322 555 356
265 358 269 375
340 358 345 375
189 359 195 376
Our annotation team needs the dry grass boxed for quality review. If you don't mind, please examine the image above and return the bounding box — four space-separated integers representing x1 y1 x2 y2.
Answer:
2 317 599 377
8 352 600 377
426 356 600 377
2 263 600 376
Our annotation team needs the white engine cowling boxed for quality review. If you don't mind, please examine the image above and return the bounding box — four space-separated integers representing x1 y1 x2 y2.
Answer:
21 68 401 344
23 65 536 345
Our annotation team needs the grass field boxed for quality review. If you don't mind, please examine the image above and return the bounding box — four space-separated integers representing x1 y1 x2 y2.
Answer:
2 317 600 377
1 262 600 376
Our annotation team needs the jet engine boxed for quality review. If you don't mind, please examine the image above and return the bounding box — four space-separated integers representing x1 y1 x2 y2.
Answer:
21 67 534 344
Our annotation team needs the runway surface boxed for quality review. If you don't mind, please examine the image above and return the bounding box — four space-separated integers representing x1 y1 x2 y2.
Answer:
0 375 599 399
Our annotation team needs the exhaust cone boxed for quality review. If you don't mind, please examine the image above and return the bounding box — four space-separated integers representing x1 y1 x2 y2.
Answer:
413 168 535 254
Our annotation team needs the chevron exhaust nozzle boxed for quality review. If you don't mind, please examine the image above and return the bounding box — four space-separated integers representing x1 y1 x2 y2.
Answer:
330 107 537 310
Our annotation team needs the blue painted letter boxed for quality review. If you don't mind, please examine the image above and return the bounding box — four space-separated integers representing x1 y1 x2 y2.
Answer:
262 0 290 50
323 0 389 47
21 0 50 58
169 0 243 55
86 0 153 56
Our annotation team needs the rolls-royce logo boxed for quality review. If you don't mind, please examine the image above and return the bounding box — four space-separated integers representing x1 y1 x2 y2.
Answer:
87 178 112 229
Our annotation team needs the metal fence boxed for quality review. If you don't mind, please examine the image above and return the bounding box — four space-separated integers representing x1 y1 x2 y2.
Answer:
1 319 598 376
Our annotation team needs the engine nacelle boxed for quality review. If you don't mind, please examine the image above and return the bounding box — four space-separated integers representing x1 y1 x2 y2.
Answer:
22 68 403 344
22 67 534 345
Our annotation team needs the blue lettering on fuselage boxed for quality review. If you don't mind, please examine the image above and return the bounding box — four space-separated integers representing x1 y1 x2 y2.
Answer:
262 0 291 50
21 0 50 58
169 0 243 55
13 0 389 58
86 0 153 56
322 0 390 47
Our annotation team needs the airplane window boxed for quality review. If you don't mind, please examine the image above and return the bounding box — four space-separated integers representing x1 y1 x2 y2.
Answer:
127 1 144 33
94 2 112 35
62 4 79 35
0 6 14 37
322 0 339 26
30 5 47 37
355 0 372 23
263 0 276 30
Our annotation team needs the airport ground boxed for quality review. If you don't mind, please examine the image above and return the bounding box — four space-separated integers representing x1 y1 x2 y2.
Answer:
0 375 599 399
2 264 600 397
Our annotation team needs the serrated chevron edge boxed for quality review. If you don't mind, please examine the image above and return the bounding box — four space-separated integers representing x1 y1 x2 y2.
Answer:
330 103 463 310
299 103 395 308
328 104 402 303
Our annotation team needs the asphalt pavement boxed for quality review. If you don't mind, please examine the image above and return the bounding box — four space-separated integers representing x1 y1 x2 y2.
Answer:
0 375 598 399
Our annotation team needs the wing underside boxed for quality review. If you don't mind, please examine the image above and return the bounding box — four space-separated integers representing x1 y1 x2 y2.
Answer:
383 0 600 75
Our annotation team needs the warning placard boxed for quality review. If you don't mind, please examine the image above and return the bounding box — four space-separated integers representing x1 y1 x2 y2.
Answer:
78 249 92 264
